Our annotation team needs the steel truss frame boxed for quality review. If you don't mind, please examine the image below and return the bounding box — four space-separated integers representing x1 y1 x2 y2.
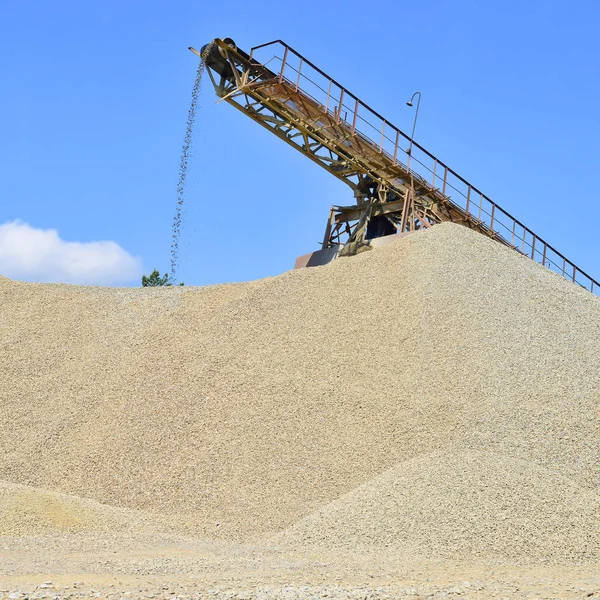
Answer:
203 41 445 250
199 38 599 294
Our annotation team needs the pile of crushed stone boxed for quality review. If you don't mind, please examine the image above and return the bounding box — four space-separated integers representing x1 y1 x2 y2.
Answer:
0 480 166 536
1 223 598 563
277 450 600 562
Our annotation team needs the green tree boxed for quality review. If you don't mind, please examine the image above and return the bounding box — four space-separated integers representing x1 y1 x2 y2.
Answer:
141 269 184 287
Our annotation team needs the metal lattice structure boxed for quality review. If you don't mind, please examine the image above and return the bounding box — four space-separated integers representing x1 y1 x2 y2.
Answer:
195 38 599 295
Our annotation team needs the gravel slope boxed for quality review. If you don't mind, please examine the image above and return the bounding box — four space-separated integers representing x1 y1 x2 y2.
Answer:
278 449 600 563
1 222 599 562
0 481 167 536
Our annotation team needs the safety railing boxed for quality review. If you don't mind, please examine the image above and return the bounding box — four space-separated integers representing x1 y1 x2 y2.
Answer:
248 40 598 296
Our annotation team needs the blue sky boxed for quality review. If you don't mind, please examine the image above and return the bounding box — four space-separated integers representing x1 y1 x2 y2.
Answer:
1 0 599 286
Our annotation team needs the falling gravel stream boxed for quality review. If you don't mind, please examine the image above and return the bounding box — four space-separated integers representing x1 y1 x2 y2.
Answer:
170 56 206 283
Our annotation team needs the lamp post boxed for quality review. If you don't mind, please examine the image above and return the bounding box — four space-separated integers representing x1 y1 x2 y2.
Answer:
404 92 421 233
406 91 422 160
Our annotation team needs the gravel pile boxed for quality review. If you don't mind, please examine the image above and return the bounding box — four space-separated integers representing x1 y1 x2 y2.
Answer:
278 450 600 562
0 481 166 536
1 222 599 563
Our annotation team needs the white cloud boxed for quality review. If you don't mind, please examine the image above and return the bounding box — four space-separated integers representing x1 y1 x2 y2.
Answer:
0 221 143 285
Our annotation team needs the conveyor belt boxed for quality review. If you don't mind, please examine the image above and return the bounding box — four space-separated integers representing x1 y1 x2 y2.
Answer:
196 38 598 295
